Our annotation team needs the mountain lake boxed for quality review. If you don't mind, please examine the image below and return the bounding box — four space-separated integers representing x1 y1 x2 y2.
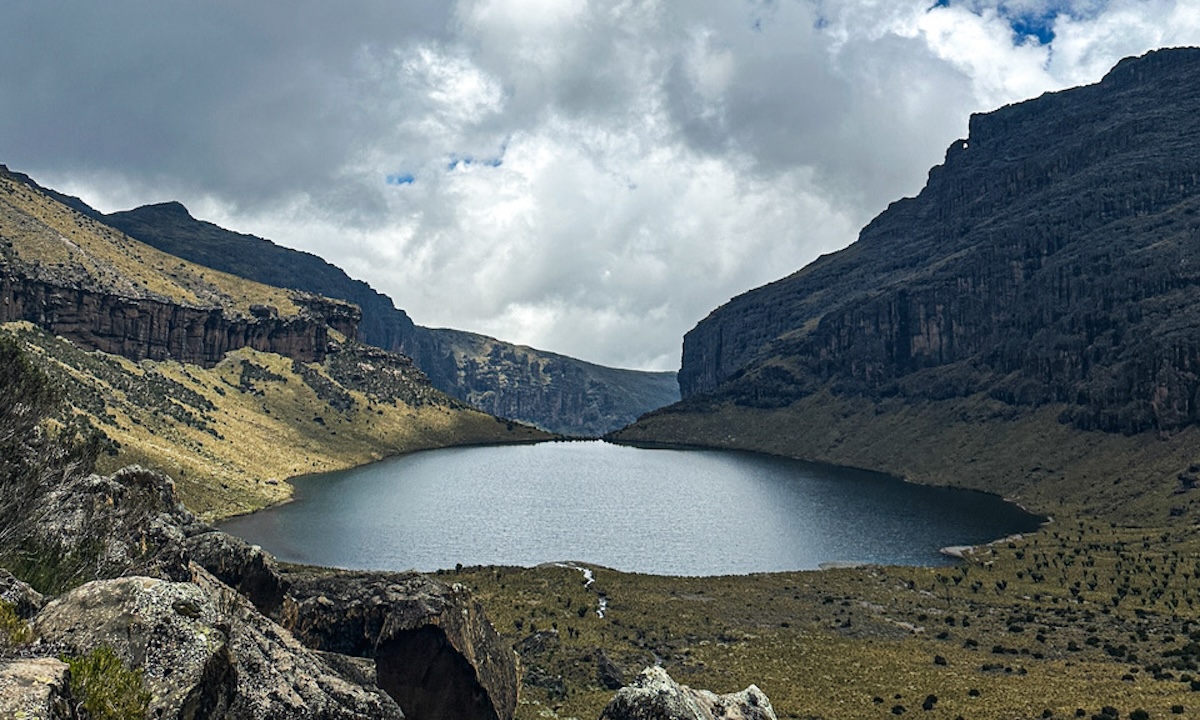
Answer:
220 440 1044 576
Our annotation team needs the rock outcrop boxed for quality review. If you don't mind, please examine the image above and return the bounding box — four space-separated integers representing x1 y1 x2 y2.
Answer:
599 666 777 720
187 529 518 720
31 569 410 720
11 464 200 587
281 572 517 720
98 199 679 435
672 47 1200 437
0 568 44 619
34 575 241 718
0 658 78 720
0 270 340 366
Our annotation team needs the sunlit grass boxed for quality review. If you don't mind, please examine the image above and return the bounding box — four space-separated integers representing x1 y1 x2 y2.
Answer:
0 172 299 315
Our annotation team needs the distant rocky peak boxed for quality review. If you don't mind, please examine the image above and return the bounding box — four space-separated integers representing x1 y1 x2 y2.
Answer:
136 200 194 219
1103 45 1200 87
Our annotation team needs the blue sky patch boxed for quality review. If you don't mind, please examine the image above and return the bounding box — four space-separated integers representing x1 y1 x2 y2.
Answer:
386 173 415 186
1008 9 1058 44
928 1 1061 45
447 143 507 172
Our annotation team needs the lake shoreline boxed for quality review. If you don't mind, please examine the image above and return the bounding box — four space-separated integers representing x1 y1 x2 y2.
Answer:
220 440 1045 577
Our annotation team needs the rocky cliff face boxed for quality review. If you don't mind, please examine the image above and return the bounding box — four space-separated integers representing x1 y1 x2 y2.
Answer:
0 167 362 368
0 271 344 366
100 200 679 435
400 328 680 437
676 47 1200 436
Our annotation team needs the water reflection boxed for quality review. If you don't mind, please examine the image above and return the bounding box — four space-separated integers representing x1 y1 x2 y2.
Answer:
220 441 1043 576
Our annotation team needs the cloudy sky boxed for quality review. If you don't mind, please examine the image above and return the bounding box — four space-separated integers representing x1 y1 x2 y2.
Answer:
3 1 1200 370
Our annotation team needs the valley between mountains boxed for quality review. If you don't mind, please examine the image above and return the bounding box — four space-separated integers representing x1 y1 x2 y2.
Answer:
6 47 1200 720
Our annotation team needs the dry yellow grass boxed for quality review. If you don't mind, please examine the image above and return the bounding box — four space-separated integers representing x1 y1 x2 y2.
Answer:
5 322 548 520
0 171 298 314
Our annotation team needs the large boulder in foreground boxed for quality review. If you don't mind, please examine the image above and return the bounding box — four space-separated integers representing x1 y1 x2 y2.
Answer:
33 575 233 718
188 528 519 720
282 571 517 720
32 569 406 720
599 666 777 720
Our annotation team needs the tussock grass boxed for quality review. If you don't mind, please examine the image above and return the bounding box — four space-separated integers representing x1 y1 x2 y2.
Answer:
460 522 1200 719
0 600 32 650
63 646 151 720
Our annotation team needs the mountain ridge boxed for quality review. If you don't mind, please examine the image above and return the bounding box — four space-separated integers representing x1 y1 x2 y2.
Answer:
94 198 678 436
616 46 1200 523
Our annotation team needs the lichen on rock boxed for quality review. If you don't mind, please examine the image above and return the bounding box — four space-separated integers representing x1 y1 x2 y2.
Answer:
0 657 79 720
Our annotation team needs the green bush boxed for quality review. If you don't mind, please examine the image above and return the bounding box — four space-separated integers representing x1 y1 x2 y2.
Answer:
64 646 152 720
0 600 32 649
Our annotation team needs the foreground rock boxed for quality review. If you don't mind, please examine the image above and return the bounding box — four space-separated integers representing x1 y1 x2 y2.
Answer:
33 570 406 720
599 666 777 720
192 566 407 720
188 528 518 720
3 462 515 720
282 571 517 720
0 658 78 720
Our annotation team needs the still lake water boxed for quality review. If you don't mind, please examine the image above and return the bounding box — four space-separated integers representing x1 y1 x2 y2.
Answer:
220 441 1043 576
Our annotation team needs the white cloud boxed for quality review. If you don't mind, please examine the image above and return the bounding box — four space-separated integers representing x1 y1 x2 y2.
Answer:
6 0 1200 370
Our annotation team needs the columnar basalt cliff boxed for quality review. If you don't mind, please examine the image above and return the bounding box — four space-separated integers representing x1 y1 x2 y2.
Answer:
0 271 347 366
0 166 362 368
674 47 1200 437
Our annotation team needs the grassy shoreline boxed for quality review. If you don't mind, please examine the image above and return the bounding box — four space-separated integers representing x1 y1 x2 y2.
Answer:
456 517 1200 719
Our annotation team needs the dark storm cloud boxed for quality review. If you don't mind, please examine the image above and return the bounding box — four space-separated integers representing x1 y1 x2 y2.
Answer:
0 2 451 212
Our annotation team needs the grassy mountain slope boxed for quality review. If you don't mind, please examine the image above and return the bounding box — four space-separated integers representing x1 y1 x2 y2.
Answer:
0 168 549 520
99 200 679 435
3 322 543 520
0 168 299 315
